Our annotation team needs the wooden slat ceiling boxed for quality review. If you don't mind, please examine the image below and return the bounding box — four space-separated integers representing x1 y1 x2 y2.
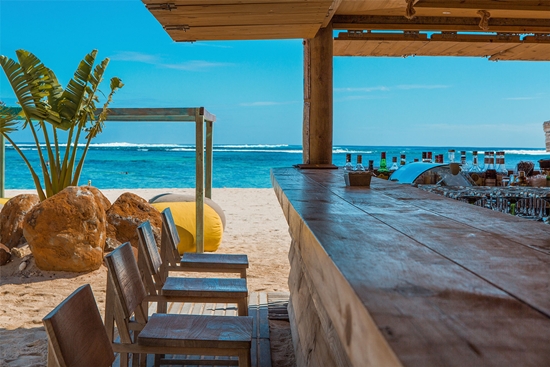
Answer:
142 0 335 41
337 0 550 19
334 32 550 60
333 1 550 60
142 0 550 60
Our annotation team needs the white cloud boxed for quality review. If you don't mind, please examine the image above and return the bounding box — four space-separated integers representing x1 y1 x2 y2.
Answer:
396 84 450 90
334 84 450 93
163 60 233 71
110 51 233 71
336 95 388 101
239 101 296 107
334 86 390 92
505 97 538 101
110 51 159 64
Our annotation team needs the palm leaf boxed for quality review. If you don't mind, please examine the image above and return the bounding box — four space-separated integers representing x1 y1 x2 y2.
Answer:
0 102 21 134
0 55 45 124
57 50 97 128
15 50 62 127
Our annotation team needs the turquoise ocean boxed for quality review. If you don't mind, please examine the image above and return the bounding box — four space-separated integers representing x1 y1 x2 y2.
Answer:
4 143 549 189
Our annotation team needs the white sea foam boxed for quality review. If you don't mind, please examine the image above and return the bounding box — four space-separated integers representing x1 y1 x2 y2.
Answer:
214 149 302 153
503 149 548 155
215 144 289 149
333 148 373 154
98 143 185 148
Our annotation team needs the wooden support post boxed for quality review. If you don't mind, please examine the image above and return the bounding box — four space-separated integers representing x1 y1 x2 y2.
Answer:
205 120 213 199
0 135 4 198
302 23 335 168
195 110 205 253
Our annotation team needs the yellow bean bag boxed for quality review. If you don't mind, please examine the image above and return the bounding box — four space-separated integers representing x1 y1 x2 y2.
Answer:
151 201 223 254
0 198 10 205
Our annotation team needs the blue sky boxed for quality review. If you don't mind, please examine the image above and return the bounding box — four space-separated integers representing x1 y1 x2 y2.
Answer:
1 0 549 147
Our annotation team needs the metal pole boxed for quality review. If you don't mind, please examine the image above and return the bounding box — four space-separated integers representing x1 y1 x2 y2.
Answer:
0 135 5 198
195 110 205 253
205 120 213 199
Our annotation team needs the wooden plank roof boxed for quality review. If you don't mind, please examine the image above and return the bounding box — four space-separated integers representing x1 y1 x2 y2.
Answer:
334 32 550 60
141 0 335 41
142 0 550 60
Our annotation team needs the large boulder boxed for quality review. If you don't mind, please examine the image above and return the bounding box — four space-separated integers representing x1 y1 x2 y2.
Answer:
22 186 107 272
0 243 10 265
106 192 162 251
0 194 40 249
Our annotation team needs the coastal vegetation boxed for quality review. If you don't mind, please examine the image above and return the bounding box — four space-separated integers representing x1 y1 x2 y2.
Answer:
0 50 123 201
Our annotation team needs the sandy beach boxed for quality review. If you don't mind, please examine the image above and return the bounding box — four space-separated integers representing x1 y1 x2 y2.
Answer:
0 188 291 367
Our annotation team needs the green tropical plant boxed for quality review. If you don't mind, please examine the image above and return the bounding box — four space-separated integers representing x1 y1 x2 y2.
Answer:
0 49 123 201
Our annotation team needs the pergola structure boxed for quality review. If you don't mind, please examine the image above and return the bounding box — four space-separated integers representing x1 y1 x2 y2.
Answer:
0 107 215 252
142 0 550 167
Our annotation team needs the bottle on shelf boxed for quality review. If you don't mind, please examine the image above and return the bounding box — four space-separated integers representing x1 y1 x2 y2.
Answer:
427 152 433 163
389 157 399 173
469 151 482 173
448 149 455 163
400 154 406 166
355 154 365 171
421 152 428 162
480 151 489 173
484 151 497 187
367 160 375 173
460 151 471 171
344 153 354 171
468 151 483 185
378 152 389 174
496 151 509 186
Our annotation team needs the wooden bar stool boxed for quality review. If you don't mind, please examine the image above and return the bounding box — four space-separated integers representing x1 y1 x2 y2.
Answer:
137 221 249 316
161 207 249 279
105 242 253 367
42 284 115 367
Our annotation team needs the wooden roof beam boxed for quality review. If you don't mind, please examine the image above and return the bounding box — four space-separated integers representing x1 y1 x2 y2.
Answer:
415 0 550 13
332 15 550 33
322 0 343 28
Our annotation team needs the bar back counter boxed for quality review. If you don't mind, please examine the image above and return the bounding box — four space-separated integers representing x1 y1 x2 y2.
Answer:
271 167 550 367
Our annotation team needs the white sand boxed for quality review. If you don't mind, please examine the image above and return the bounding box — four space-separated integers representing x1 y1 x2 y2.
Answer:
0 188 291 367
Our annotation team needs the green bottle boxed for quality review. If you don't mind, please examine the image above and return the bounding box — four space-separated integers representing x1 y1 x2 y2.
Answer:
378 152 389 173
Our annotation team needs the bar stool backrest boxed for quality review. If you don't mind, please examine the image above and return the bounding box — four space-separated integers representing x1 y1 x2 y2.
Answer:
42 284 115 367
161 207 182 266
137 221 166 294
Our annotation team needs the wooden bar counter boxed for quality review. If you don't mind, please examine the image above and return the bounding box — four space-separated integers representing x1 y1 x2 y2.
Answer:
271 167 550 367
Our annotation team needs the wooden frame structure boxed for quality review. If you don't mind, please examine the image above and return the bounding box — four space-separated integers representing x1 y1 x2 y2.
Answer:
0 107 215 252
101 107 216 253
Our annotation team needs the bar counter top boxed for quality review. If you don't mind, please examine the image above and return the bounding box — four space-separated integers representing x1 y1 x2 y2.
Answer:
271 167 550 367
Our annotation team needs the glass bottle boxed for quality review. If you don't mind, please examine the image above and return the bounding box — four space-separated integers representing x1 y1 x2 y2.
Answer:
367 160 375 173
460 150 471 171
469 151 482 173
355 154 365 171
378 152 389 173
448 149 455 163
421 152 428 163
389 157 399 172
427 152 433 163
400 154 406 166
496 151 508 175
485 151 497 186
495 151 508 186
344 153 353 171
469 151 483 185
